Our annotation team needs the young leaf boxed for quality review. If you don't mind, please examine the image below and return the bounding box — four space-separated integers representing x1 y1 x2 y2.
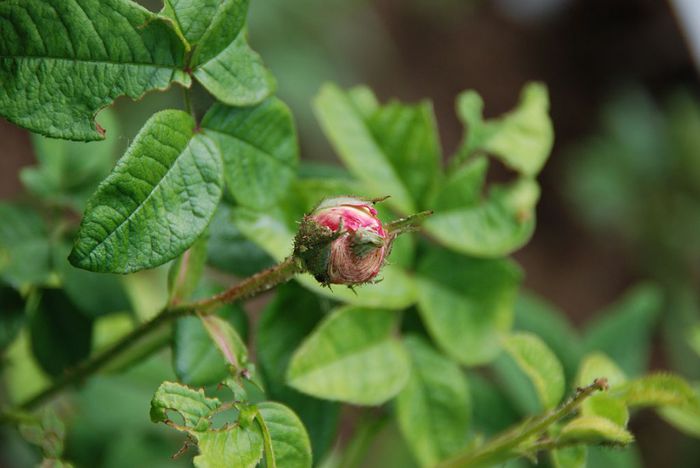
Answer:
257 402 313 468
193 31 275 107
313 84 420 214
423 167 539 258
576 353 627 389
616 373 699 409
396 335 471 467
416 248 521 366
168 235 210 305
201 98 299 209
658 383 700 438
514 293 583 382
286 306 410 405
200 314 248 370
258 283 340 460
501 332 565 410
454 83 554 177
558 415 634 445
583 285 662 375
550 446 586 468
174 304 248 387
0 0 190 140
29 289 94 377
576 353 629 426
70 110 223 273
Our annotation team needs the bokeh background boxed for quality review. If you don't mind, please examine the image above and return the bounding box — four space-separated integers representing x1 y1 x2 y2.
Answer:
2 0 700 466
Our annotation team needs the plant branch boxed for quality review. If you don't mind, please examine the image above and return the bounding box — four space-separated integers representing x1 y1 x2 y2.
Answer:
15 257 303 412
437 378 609 468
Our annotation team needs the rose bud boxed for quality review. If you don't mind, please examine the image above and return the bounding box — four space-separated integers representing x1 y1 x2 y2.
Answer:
294 197 389 286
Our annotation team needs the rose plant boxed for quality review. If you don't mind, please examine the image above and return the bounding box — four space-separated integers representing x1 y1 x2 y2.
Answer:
0 1 699 467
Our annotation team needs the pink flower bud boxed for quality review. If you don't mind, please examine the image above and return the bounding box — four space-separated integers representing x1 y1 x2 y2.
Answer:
294 197 389 286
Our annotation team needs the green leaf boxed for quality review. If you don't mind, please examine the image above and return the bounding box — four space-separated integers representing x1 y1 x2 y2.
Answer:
70 110 223 273
0 203 51 288
149 381 221 431
257 283 340 460
313 83 418 214
0 286 25 351
286 306 410 405
616 373 700 409
162 0 249 63
23 109 120 209
168 234 209 304
423 164 539 257
206 203 275 276
396 336 471 467
501 332 565 410
576 353 629 426
366 96 442 205
576 353 627 389
514 293 583 382
202 97 298 209
583 285 662 375
257 402 313 468
657 383 700 438
194 31 275 107
193 424 264 468
200 314 249 370
174 304 248 387
0 0 190 140
581 394 629 428
558 416 634 445
54 243 131 318
29 289 93 376
550 447 586 468
454 83 553 177
416 248 521 366
19 410 66 459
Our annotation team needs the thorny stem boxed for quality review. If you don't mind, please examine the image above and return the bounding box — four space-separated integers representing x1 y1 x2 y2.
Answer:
15 257 303 411
437 378 609 468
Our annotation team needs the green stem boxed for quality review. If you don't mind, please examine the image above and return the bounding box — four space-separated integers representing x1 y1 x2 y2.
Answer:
437 379 608 468
16 257 303 411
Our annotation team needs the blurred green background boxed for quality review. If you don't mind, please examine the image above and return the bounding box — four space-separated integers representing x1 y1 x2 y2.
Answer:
2 0 700 466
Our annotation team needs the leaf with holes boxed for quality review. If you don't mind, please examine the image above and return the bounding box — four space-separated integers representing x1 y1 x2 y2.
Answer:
0 0 190 140
69 110 223 273
202 98 298 209
286 306 410 405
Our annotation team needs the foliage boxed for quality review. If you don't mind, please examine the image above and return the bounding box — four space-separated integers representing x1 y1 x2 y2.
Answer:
0 1 698 468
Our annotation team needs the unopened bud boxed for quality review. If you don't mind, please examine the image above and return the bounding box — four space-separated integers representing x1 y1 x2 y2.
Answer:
294 197 389 286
